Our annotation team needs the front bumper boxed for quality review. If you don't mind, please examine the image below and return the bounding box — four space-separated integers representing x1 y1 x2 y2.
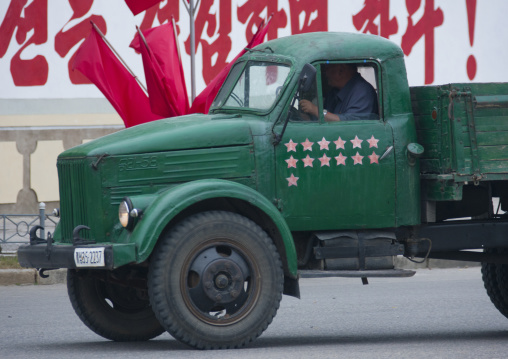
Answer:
17 242 138 270
18 243 114 269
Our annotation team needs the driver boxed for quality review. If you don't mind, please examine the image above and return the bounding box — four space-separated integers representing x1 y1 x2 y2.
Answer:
300 63 378 121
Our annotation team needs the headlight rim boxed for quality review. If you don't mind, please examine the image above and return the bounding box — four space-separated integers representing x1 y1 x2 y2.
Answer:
119 197 134 229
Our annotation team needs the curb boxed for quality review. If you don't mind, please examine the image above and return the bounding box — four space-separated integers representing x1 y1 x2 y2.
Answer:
0 269 67 286
0 259 480 286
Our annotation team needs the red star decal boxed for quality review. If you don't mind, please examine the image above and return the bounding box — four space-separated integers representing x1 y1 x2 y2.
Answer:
350 136 363 149
335 153 347 166
317 137 330 150
352 151 364 165
302 154 314 167
368 151 380 164
301 138 314 151
319 154 331 167
285 139 297 152
285 155 298 168
367 135 379 148
287 173 299 187
334 137 346 150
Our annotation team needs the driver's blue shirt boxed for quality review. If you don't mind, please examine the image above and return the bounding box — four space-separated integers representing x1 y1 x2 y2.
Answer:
324 73 379 120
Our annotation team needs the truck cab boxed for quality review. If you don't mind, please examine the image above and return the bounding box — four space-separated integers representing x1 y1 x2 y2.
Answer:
210 32 421 230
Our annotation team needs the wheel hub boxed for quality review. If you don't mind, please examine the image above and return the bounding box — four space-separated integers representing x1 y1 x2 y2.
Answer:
215 274 229 289
202 259 244 304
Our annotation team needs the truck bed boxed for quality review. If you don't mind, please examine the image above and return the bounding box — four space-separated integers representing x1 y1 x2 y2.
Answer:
411 83 508 205
411 83 508 178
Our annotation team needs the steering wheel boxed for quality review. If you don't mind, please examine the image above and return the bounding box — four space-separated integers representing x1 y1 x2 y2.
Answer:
290 103 318 122
229 93 244 107
288 106 304 121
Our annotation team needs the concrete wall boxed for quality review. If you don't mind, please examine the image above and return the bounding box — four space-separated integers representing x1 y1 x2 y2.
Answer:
0 99 124 214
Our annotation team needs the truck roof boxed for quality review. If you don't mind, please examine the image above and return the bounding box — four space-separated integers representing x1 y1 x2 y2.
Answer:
253 32 404 66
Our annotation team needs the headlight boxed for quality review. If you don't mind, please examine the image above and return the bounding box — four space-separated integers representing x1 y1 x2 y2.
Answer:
119 198 133 228
52 208 60 218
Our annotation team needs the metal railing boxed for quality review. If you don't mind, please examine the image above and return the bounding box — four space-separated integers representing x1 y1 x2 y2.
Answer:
0 203 58 252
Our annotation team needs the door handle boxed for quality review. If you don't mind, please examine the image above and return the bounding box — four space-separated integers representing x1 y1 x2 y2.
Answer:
379 146 394 161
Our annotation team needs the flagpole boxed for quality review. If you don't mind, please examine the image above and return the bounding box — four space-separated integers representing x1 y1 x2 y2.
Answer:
91 21 148 93
188 0 196 102
135 26 149 49
171 17 183 65
172 16 190 110
267 13 273 27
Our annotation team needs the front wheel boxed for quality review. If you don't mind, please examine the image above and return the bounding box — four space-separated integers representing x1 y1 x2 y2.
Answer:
67 268 165 341
148 211 284 349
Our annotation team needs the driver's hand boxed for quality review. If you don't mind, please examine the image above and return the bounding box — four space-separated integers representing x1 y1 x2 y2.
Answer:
300 100 318 117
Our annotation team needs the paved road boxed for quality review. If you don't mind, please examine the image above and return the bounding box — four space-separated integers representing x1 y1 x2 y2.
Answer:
2 267 508 359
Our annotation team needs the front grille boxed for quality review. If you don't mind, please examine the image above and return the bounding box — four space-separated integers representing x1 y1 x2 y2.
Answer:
57 158 92 243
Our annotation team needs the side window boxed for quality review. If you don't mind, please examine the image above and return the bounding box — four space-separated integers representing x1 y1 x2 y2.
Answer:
358 66 377 92
288 61 381 122
319 62 380 122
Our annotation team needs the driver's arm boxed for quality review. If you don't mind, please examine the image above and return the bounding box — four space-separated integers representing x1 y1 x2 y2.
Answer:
300 100 340 121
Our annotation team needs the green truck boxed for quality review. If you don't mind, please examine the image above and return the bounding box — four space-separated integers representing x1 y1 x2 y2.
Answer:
18 32 508 349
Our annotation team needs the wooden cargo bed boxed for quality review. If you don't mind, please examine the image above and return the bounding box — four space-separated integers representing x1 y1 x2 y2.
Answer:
411 83 508 181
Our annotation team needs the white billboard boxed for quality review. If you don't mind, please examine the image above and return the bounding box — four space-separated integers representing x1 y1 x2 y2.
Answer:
0 0 507 100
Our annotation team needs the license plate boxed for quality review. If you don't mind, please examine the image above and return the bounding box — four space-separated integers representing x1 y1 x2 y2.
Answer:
74 247 105 267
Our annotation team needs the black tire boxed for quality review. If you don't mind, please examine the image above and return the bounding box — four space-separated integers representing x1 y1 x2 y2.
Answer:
148 211 284 349
67 269 165 341
481 248 508 318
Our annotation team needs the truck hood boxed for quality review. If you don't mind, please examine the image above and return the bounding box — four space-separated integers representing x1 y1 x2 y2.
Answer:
60 114 254 158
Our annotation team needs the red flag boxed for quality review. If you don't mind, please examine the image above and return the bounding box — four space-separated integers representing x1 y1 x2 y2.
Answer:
247 19 271 48
190 20 270 114
130 23 189 117
124 0 163 15
73 26 162 127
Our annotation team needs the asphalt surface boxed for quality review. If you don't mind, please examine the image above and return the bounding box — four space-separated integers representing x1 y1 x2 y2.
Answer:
1 267 508 359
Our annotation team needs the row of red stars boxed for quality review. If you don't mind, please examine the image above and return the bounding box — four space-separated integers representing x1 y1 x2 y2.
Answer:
286 151 380 169
285 150 380 187
284 135 379 152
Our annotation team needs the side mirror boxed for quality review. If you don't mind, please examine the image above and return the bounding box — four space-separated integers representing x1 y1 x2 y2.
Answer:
298 64 317 92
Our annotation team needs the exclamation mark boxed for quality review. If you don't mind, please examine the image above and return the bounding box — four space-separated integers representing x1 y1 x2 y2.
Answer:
466 0 477 80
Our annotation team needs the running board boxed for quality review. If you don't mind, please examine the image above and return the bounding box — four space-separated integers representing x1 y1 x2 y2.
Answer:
299 269 416 279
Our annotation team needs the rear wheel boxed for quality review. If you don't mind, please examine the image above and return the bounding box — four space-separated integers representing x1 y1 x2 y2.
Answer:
148 211 284 349
67 268 165 341
481 248 508 318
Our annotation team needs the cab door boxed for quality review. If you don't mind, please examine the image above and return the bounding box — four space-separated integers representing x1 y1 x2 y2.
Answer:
274 62 396 231
275 120 396 231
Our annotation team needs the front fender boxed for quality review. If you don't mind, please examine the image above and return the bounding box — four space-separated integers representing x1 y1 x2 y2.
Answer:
127 179 297 277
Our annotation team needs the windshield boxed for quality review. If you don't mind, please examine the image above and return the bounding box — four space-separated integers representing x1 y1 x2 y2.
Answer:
211 61 291 111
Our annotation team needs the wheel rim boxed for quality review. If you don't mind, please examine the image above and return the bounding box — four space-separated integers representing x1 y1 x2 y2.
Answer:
181 240 261 326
